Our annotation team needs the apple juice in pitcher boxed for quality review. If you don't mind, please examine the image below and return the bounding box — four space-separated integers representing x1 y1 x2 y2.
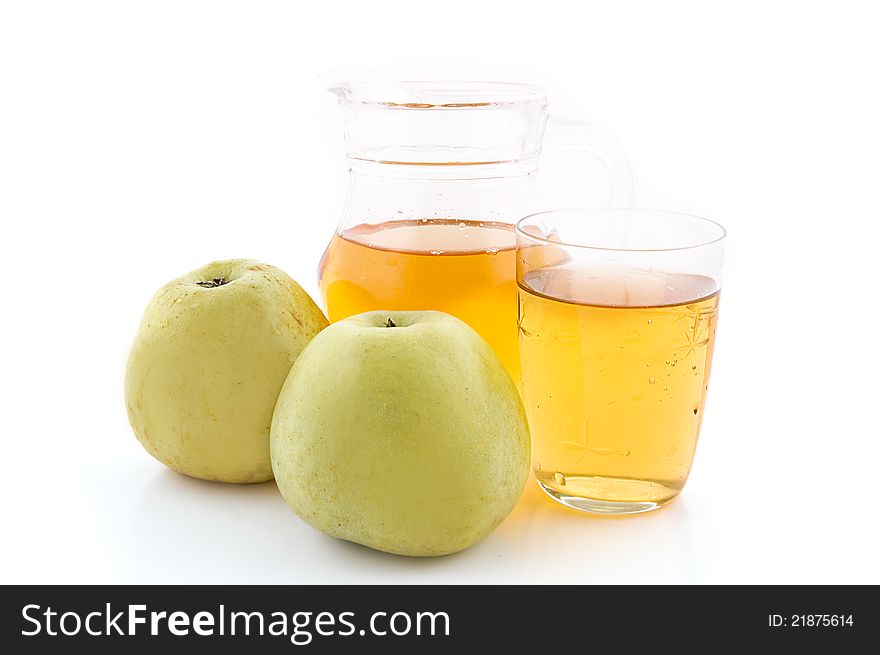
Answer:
320 219 519 379
317 79 631 386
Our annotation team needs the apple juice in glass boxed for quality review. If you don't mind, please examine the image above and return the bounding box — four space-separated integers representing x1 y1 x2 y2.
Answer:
517 209 725 514
317 80 631 387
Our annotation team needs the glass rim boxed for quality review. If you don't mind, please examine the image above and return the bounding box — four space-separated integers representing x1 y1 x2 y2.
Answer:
334 80 547 109
515 207 727 253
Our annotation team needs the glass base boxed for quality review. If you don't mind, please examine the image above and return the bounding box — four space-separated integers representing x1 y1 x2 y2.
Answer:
536 477 679 515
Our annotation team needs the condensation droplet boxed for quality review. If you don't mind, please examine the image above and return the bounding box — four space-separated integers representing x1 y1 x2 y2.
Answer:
693 408 699 415
554 472 566 486
646 362 651 368
692 365 697 370
649 377 656 384
662 386 668 391
665 360 671 365
647 319 653 325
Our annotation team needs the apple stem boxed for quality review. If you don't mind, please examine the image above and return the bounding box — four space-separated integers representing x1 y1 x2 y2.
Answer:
196 278 227 288
384 317 396 328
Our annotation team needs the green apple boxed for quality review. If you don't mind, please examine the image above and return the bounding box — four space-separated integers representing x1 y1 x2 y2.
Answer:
270 310 530 556
125 259 328 483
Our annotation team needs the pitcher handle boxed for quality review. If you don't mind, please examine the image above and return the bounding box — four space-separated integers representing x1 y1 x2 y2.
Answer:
543 116 634 208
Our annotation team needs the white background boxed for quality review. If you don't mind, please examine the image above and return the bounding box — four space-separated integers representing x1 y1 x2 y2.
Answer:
2 0 879 584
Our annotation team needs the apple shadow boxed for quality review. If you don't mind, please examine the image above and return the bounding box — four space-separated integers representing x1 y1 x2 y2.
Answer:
131 468 699 583
131 469 298 583
132 468 465 583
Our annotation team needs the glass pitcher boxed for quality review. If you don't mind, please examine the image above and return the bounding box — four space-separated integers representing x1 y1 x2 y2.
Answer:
317 79 631 386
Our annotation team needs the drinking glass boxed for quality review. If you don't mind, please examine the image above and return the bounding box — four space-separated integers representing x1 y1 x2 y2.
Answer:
516 208 726 514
